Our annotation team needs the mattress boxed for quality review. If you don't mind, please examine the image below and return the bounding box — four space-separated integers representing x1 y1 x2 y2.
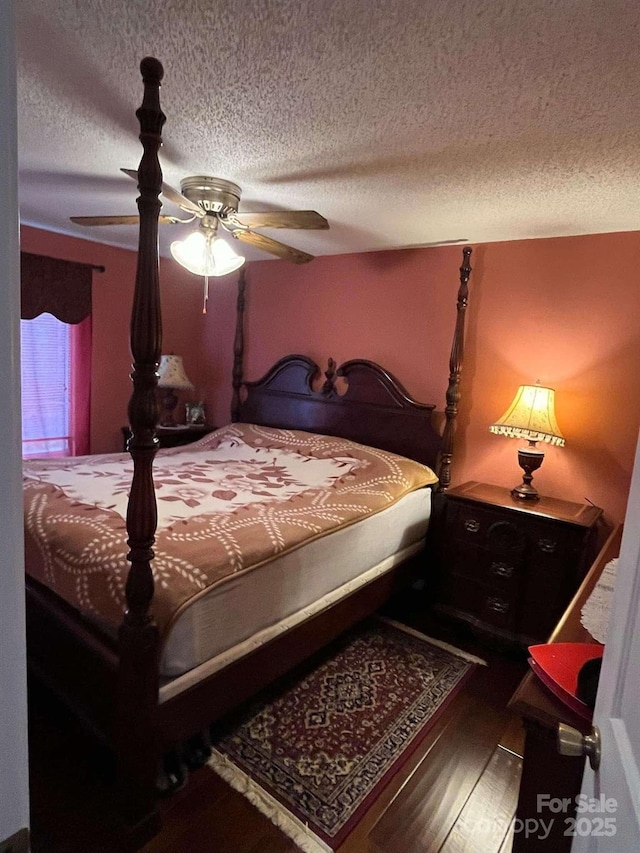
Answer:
23 423 437 694
160 486 431 680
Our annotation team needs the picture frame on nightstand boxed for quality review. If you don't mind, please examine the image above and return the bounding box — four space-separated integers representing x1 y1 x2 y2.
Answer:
185 401 206 425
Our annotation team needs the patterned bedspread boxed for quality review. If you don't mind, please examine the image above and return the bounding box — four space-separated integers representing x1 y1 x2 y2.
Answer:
23 423 437 641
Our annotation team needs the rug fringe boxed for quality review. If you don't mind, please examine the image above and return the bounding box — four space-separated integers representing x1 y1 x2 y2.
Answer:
378 617 487 666
208 748 333 853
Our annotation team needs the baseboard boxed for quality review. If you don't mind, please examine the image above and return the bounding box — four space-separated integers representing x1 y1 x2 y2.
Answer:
0 828 29 853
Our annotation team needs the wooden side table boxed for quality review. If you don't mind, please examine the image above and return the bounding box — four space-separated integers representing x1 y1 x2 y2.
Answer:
508 524 621 852
437 481 603 645
121 424 215 451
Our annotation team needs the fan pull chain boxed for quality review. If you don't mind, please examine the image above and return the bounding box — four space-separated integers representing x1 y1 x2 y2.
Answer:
203 275 209 314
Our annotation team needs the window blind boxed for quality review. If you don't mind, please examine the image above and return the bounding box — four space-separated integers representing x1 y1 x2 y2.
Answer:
21 313 72 457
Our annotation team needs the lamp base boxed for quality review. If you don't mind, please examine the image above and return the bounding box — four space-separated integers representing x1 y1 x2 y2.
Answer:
159 388 179 427
511 482 540 501
513 446 545 501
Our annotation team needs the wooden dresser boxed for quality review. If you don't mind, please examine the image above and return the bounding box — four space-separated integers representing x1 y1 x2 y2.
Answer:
437 481 603 645
508 523 621 853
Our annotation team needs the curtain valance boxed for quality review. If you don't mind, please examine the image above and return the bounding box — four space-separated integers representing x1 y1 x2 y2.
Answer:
21 252 95 324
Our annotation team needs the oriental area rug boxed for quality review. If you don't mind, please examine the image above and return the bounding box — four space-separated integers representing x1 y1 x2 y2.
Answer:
208 618 483 852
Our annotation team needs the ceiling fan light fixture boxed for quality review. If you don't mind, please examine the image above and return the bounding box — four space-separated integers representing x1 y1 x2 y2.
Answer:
209 235 246 276
170 229 245 278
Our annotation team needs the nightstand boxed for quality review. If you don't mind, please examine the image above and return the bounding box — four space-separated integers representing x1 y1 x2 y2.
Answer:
121 424 215 451
436 481 603 646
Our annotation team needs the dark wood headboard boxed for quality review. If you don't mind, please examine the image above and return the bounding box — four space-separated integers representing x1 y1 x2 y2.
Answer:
238 354 440 469
230 248 472 489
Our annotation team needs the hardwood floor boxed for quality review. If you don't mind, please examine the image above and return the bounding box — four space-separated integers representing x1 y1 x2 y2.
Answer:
28 608 527 853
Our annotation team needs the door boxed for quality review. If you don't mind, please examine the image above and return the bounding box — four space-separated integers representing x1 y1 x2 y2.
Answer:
0 0 31 844
571 430 640 851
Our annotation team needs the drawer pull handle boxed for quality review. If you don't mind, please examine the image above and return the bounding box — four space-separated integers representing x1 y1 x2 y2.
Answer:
538 538 558 554
491 561 514 579
487 597 509 614
464 519 481 534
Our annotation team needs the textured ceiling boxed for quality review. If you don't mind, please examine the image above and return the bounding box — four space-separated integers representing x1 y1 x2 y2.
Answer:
15 0 640 263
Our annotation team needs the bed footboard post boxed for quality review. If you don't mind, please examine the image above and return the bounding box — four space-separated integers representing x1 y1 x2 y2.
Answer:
438 246 472 492
231 268 247 422
117 56 165 838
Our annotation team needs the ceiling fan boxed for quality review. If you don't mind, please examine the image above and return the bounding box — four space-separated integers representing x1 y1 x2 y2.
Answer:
70 169 330 270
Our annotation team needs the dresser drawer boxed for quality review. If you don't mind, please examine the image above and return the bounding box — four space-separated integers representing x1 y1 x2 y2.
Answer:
448 502 527 553
442 573 518 632
525 523 586 576
444 539 524 592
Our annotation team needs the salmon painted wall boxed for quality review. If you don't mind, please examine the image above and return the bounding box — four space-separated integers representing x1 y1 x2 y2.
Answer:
21 226 640 523
201 233 640 524
20 225 210 453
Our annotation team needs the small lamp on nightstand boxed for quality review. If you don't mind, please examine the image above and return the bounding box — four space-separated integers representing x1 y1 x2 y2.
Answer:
490 381 565 500
157 354 194 426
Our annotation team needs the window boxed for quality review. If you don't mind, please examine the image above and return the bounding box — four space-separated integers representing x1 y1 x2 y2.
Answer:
20 313 91 458
21 313 69 457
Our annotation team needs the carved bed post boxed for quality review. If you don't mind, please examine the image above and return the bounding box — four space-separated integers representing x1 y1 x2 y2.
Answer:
438 246 472 492
231 268 247 422
117 56 165 835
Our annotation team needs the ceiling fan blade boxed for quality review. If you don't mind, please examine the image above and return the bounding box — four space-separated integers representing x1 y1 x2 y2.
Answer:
120 168 203 217
229 210 329 230
70 214 140 226
406 239 469 248
232 230 314 264
70 214 183 226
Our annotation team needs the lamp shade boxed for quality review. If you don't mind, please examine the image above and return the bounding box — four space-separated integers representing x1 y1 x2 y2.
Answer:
490 383 565 446
157 354 194 390
170 230 245 277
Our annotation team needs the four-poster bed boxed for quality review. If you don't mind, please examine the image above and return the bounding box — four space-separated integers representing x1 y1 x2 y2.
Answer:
24 58 473 841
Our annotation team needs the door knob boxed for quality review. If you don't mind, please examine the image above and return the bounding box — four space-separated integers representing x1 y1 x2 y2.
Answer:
557 723 601 771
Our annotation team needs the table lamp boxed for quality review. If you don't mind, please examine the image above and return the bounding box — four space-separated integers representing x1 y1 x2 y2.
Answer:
490 381 565 500
157 354 194 426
